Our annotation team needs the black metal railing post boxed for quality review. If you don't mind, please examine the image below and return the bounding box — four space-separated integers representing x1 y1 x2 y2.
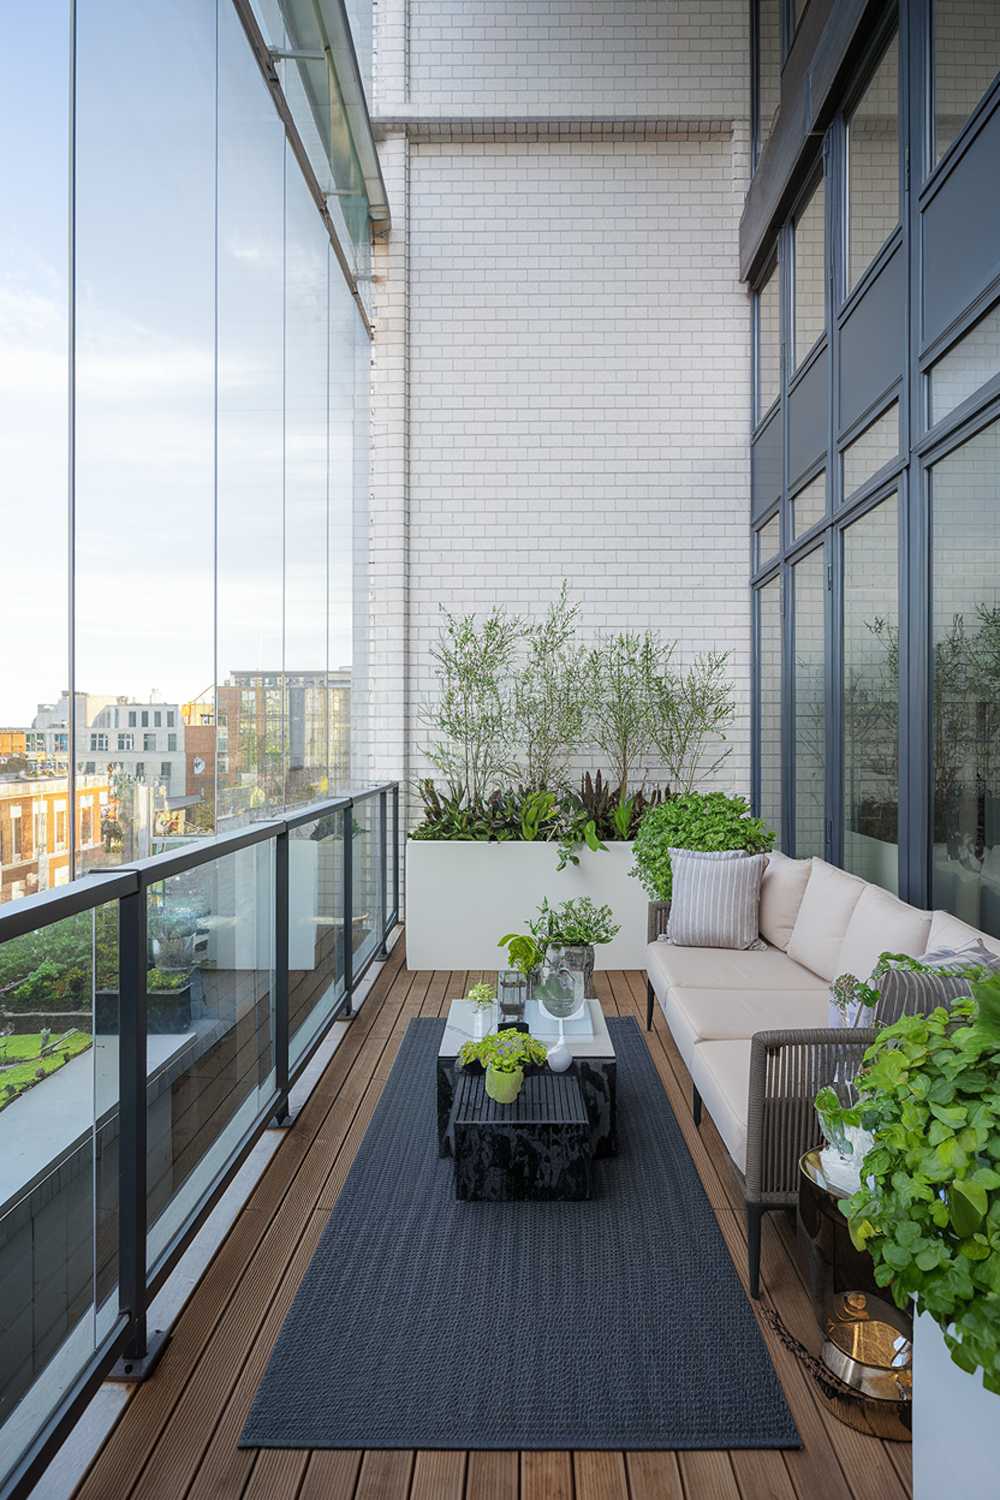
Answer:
110 883 167 1380
378 789 388 958
342 801 354 1016
392 782 400 926
272 825 290 1125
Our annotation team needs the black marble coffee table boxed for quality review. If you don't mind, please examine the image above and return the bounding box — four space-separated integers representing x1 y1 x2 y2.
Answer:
436 999 618 1160
452 1070 592 1201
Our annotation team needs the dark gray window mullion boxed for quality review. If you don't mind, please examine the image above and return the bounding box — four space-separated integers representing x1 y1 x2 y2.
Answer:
779 221 794 851
825 117 845 865
751 585 761 817
829 522 845 869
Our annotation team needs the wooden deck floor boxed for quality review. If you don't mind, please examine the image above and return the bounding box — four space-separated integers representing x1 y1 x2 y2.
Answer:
73 940 912 1500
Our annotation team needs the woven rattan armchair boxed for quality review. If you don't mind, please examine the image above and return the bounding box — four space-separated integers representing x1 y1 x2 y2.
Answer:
645 900 670 1029
744 1027 876 1296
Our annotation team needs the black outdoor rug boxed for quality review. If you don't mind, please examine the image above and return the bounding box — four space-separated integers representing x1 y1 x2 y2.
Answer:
241 1016 800 1451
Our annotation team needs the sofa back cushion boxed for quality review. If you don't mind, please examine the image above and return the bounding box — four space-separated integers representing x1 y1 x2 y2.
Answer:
786 859 867 980
837 886 932 983
926 909 1000 961
759 852 812 952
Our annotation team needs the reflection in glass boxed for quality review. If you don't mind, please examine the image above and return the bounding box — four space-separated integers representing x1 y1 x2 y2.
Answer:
794 548 826 857
756 263 781 421
930 419 1000 935
350 799 383 975
756 514 780 571
217 0 285 828
793 177 825 367
0 905 117 1487
145 842 276 1265
847 33 899 291
842 402 899 499
792 470 826 537
757 0 782 161
758 577 783 843
843 495 899 892
330 265 360 790
928 300 1000 426
74 0 216 863
289 809 346 1068
933 0 1000 164
285 155 331 811
0 6 71 894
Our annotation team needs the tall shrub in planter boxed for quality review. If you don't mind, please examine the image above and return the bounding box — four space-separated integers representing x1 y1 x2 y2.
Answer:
843 973 1000 1393
631 792 775 902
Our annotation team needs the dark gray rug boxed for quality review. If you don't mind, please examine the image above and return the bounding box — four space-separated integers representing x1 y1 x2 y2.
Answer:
241 1017 799 1451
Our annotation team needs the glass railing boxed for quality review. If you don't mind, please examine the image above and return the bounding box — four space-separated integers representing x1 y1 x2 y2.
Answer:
0 785 398 1500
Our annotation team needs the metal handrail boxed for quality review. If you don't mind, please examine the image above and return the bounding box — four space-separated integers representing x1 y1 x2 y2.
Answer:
0 782 400 1500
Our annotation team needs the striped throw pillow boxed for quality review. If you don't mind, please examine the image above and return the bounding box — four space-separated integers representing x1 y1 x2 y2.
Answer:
665 848 768 951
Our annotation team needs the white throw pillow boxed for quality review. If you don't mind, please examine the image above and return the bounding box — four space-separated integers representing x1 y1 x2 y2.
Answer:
786 859 867 981
666 848 768 951
759 852 812 952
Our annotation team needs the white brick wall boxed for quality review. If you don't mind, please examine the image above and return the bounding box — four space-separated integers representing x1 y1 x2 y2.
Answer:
367 2 753 861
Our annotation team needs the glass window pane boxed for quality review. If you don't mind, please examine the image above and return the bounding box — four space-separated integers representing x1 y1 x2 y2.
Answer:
793 548 826 857
930 418 1000 935
0 5 71 896
284 155 330 811
847 34 899 292
928 300 1000 425
758 577 783 843
351 797 383 975
0 904 118 1493
757 0 782 161
289 809 346 1068
756 513 780 568
145 842 276 1263
756 263 781 421
843 494 899 892
792 470 826 537
793 177 825 367
842 402 899 499
933 0 1000 164
75 0 216 862
217 0 285 828
329 268 360 790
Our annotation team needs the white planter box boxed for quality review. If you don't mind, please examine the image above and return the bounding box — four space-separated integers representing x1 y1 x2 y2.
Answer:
405 840 649 971
913 1312 1000 1499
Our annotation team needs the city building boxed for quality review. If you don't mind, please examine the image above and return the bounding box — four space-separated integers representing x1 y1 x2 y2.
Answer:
0 773 109 901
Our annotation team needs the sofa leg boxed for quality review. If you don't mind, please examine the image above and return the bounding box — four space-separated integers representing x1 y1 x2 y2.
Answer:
645 979 655 1031
692 1084 702 1127
747 1203 764 1299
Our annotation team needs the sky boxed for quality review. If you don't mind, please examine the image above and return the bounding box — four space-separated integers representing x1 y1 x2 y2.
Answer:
0 1 358 729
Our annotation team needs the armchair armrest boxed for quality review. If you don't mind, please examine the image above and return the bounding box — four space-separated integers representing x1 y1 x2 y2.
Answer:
745 1027 878 1207
646 900 671 943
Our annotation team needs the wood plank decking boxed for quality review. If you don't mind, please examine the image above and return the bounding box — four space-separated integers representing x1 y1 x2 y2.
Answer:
72 940 912 1500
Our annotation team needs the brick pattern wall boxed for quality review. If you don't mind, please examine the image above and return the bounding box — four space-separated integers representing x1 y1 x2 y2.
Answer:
934 0 1000 161
368 1 753 858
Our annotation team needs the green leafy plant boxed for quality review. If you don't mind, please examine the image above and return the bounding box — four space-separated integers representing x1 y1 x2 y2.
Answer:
555 773 664 868
527 897 620 949
631 792 775 901
584 631 662 796
519 790 558 842
842 972 1000 1392
496 932 545 976
456 1028 548 1073
147 968 191 992
510 583 587 790
830 972 880 1019
646 650 736 795
466 982 495 1010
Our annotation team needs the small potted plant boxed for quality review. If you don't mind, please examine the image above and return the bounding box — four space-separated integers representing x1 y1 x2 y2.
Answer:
457 1027 548 1105
828 971 878 1029
466 981 496 1037
527 897 620 999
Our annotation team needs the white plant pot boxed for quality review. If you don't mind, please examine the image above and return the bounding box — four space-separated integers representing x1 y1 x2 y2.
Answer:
405 840 648 970
913 1312 1000 1499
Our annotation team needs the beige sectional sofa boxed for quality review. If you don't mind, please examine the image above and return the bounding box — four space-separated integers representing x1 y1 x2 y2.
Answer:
644 853 1000 1294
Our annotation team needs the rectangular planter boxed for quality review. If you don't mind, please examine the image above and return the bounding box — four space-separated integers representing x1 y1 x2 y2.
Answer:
405 840 649 971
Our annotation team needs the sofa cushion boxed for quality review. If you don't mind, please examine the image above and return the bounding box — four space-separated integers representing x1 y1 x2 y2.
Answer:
927 910 1000 961
646 939 826 999
837 886 932 983
787 860 867 981
669 985 829 1045
689 1041 752 1175
759 852 812 952
666 848 768 950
